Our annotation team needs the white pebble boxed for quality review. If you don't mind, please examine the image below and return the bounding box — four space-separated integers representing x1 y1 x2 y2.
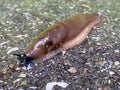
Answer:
29 86 37 89
114 61 120 65
7 47 19 54
22 64 33 70
13 78 22 84
0 41 10 46
46 81 68 90
19 73 26 78
109 71 115 75
114 50 119 53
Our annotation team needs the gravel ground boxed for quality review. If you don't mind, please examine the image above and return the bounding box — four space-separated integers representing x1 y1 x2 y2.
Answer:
0 40 120 90
0 0 120 90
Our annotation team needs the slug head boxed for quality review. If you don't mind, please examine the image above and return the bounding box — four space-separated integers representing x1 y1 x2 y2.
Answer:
13 53 34 67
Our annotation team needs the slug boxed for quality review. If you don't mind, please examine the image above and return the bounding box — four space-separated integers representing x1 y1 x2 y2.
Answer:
14 13 104 66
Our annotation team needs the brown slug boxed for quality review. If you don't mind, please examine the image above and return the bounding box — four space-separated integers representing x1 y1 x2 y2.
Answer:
14 13 104 66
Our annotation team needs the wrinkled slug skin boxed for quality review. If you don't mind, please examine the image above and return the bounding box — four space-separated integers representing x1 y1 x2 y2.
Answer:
25 13 104 63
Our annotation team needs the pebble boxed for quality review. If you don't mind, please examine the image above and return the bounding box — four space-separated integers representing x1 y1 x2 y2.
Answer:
83 68 88 73
13 78 22 84
0 41 10 46
29 86 37 89
103 86 112 90
0 80 3 83
114 50 119 53
15 34 28 39
2 69 7 74
3 81 8 85
15 67 21 71
114 61 120 65
82 4 91 10
46 81 68 90
107 80 111 84
109 71 115 75
68 67 77 73
19 73 27 78
21 80 27 85
9 64 15 69
118 82 120 85
98 88 102 90
97 61 103 65
81 50 86 53
17 87 25 90
7 47 19 54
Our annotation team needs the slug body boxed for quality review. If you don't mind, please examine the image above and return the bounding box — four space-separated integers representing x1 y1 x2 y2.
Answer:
14 13 104 66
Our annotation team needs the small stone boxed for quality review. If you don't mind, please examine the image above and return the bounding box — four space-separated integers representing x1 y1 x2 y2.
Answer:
83 68 88 73
114 61 120 65
9 64 15 69
118 82 120 85
7 47 19 54
103 86 112 90
17 87 24 90
81 50 86 53
15 67 21 71
96 42 102 45
68 67 77 73
98 87 102 90
21 80 27 85
13 78 22 84
114 50 119 53
2 69 7 74
3 81 8 85
108 80 111 84
82 4 91 10
29 86 37 89
46 81 68 90
19 73 26 78
97 61 103 65
0 80 3 83
109 71 115 75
